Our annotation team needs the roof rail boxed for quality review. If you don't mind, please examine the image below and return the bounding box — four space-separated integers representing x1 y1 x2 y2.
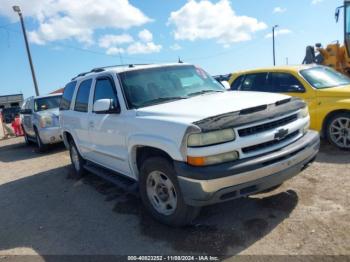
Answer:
71 63 152 80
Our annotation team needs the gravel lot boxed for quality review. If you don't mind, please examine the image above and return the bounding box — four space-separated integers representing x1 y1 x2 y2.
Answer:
0 137 349 259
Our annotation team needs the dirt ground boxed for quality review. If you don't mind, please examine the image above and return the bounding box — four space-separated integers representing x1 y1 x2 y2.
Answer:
0 137 349 259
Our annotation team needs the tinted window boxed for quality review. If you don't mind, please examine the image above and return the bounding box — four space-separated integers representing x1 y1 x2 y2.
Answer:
93 78 119 110
230 75 244 90
60 81 77 110
34 96 62 112
74 79 92 112
241 73 272 92
300 66 350 89
271 73 305 92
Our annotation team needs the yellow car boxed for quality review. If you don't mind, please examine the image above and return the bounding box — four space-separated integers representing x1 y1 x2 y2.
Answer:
229 65 350 150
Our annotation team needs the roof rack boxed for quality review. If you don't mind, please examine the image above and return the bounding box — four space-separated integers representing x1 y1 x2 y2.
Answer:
71 63 151 80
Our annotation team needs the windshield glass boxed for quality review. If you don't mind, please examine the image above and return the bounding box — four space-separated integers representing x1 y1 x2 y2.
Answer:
119 65 224 108
300 67 350 89
34 95 62 112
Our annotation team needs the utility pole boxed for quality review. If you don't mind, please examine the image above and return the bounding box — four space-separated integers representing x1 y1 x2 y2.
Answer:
272 25 279 66
13 5 40 96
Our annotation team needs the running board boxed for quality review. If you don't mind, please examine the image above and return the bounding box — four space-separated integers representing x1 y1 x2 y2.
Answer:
83 162 138 193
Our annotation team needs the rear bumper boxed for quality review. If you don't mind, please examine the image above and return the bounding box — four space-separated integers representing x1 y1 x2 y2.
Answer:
38 127 63 144
175 130 320 206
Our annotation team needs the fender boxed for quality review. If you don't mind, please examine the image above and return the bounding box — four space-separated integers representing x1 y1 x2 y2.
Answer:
127 133 184 178
62 127 85 157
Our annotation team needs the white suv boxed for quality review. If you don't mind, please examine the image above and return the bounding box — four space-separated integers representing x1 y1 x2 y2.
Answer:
21 94 63 151
60 63 320 226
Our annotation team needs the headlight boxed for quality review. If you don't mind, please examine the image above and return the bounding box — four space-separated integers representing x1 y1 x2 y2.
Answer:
187 151 239 166
187 128 235 147
40 115 53 128
299 106 309 118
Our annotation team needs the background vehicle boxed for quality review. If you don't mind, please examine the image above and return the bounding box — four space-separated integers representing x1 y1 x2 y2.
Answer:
20 94 63 151
229 65 350 150
303 0 350 76
60 63 319 226
1 107 20 124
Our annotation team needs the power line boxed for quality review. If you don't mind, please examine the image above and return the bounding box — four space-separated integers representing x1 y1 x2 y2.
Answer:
1 26 270 64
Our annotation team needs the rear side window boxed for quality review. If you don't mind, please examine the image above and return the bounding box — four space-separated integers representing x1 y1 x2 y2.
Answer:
60 81 77 110
230 75 244 90
241 73 271 92
74 79 92 112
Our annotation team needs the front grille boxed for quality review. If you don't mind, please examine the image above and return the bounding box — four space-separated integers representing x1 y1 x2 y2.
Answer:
242 130 299 154
238 114 298 137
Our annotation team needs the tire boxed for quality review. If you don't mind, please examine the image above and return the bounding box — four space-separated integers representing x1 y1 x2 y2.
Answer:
23 127 32 145
34 128 47 152
139 156 200 227
326 112 350 150
69 139 86 177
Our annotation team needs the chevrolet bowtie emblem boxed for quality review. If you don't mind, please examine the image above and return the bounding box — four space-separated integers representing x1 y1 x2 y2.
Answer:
274 129 289 141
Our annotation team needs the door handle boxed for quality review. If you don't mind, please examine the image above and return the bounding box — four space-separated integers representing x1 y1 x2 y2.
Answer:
89 121 94 128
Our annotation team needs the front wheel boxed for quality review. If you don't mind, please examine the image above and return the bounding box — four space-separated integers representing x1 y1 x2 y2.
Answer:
326 112 350 150
23 127 32 145
139 156 200 227
34 128 47 152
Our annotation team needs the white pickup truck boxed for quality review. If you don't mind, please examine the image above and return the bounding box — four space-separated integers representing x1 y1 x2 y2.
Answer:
59 63 320 226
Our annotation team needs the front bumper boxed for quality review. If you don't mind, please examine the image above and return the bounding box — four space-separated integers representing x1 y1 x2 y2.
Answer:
175 130 320 206
38 126 63 144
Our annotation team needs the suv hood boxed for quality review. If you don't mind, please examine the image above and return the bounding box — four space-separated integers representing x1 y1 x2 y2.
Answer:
317 85 350 98
136 91 291 124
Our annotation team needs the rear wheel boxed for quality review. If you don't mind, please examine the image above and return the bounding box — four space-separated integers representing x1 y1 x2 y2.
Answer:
326 112 350 150
139 156 200 226
69 139 85 177
34 128 47 152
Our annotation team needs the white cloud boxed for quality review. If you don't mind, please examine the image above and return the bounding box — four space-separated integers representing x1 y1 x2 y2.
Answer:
311 0 323 4
0 0 152 45
273 7 287 14
167 0 267 46
98 34 133 48
127 42 162 54
170 43 182 51
138 29 153 42
98 29 161 55
265 28 292 38
106 47 125 55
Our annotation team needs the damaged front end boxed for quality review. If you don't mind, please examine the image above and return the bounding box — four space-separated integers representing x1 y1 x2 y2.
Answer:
193 97 306 132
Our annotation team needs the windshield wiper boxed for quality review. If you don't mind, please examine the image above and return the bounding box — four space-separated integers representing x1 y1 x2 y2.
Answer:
139 96 187 107
187 90 223 97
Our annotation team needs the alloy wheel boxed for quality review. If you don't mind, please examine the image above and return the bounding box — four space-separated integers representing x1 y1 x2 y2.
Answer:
329 117 350 149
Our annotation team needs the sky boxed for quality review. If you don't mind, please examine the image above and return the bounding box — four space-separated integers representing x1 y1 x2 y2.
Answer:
0 0 345 98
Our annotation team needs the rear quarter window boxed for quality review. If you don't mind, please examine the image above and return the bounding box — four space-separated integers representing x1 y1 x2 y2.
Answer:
60 81 77 110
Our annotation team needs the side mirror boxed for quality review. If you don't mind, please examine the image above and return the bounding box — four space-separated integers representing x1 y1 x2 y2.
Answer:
93 99 120 114
220 81 231 90
20 109 32 114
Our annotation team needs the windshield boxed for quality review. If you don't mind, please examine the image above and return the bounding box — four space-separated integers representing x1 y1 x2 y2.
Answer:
34 95 62 112
119 65 224 108
300 67 350 89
